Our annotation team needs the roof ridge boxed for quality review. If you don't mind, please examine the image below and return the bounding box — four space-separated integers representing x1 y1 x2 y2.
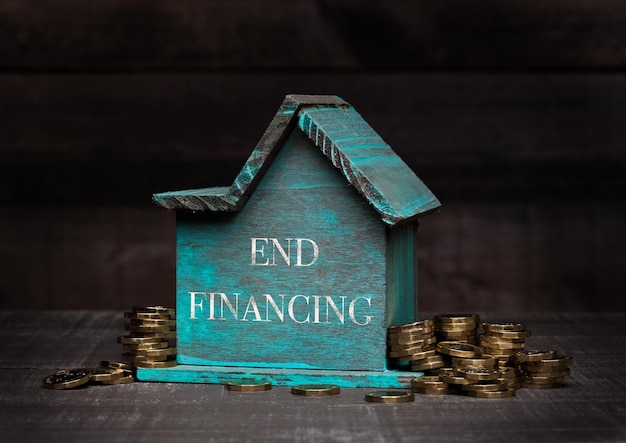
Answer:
152 94 440 225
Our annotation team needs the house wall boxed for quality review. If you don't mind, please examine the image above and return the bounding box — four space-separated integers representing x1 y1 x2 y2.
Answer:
175 128 388 370
1 1 624 311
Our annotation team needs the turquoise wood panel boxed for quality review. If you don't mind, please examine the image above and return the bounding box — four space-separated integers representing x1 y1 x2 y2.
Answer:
176 129 388 371
386 222 419 326
137 365 421 388
298 106 440 225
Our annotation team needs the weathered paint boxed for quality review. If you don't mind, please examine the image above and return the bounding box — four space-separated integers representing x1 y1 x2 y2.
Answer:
136 365 421 388
386 222 419 326
152 95 440 225
175 129 388 371
141 95 440 386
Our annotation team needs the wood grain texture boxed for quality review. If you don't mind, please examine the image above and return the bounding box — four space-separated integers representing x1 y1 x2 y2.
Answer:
154 95 440 225
0 200 623 312
1 311 625 442
176 129 388 370
0 206 176 310
1 0 626 70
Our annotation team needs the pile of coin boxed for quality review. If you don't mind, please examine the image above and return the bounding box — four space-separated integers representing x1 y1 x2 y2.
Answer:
118 306 177 369
386 320 446 371
515 350 573 389
480 321 530 367
434 314 479 344
42 361 134 390
388 314 573 398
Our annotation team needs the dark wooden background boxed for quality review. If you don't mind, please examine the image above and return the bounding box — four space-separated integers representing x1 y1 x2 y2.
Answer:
1 0 625 311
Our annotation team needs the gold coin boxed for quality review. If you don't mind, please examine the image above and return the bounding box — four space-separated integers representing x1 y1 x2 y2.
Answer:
522 368 571 378
388 320 434 334
536 356 573 367
411 376 447 388
387 328 435 341
389 345 435 358
481 346 519 356
129 331 177 339
132 347 177 358
412 386 450 395
411 359 447 371
225 380 272 392
479 338 526 350
522 375 568 384
462 380 508 392
100 360 133 371
134 358 177 368
291 384 340 396
132 306 176 315
117 336 163 345
365 390 415 403
388 335 437 347
398 349 437 362
436 330 476 337
436 341 482 358
514 350 557 363
129 319 176 327
126 324 174 333
466 389 516 398
122 352 168 363
43 368 92 390
428 367 455 376
485 329 531 339
434 313 479 324
101 371 135 385
90 367 124 382
122 341 169 351
498 367 520 379
481 321 525 332
452 356 497 369
441 374 472 385
457 367 500 381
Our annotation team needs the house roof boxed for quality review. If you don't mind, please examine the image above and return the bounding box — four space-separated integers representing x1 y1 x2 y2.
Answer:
152 94 440 226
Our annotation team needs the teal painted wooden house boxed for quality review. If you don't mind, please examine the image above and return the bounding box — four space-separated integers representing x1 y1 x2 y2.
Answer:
139 95 440 387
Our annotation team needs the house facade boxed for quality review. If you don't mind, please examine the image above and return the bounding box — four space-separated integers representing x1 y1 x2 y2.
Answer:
151 94 440 374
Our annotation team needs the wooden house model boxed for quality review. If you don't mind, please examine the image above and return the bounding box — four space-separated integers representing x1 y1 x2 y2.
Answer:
139 95 440 387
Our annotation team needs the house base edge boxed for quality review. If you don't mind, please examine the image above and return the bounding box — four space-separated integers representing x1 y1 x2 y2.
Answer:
136 364 421 388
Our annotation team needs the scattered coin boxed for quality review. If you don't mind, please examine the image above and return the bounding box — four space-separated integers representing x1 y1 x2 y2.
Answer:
365 391 415 403
225 380 272 392
291 384 340 396
43 368 92 390
90 367 124 383
101 370 135 385
466 389 516 398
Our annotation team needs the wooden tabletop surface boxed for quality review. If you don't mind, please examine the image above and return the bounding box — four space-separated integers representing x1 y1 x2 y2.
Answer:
1 310 624 442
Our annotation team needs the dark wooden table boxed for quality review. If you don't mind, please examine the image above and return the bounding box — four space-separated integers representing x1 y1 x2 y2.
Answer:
1 311 624 442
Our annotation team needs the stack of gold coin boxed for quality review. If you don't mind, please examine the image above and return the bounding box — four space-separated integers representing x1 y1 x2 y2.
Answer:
480 321 530 367
516 350 572 389
118 306 177 369
387 320 445 371
434 314 479 344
